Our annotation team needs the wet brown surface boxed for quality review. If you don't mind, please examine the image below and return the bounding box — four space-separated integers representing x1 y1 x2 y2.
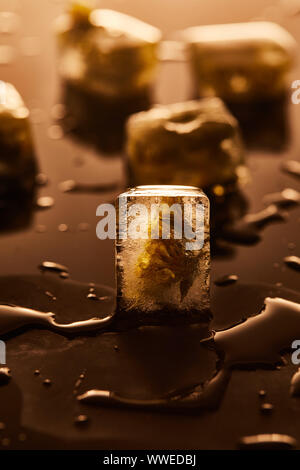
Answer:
0 0 300 450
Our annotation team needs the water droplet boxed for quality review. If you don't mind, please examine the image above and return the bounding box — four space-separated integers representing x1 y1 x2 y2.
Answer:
45 291 56 301
0 367 11 385
87 292 98 300
214 297 300 367
35 173 48 186
36 196 54 210
39 261 69 274
238 433 297 450
34 369 40 376
59 179 76 193
263 188 300 208
0 303 112 336
214 274 238 286
243 205 286 228
114 345 120 352
58 179 119 194
284 256 300 272
59 271 69 279
58 223 68 233
43 379 52 386
281 160 300 179
258 389 266 398
51 103 66 120
74 414 89 425
260 403 273 414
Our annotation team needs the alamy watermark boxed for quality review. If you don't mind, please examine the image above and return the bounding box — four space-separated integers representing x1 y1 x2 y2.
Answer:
291 340 300 365
0 340 6 365
96 201 205 251
291 80 300 104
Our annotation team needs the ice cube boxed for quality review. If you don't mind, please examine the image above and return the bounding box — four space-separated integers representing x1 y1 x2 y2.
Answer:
55 4 161 100
182 22 296 102
126 98 245 190
115 185 210 325
0 81 36 196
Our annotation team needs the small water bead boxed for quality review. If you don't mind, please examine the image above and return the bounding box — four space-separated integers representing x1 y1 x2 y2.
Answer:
260 403 274 414
51 103 66 120
59 179 76 193
87 292 98 300
59 271 69 279
39 261 69 274
58 223 69 232
59 179 120 193
263 188 300 208
43 379 52 386
281 160 300 179
284 255 300 272
74 414 89 426
0 367 11 385
258 389 266 398
243 204 286 228
34 369 40 376
36 196 54 210
238 433 297 450
35 173 48 186
214 274 238 286
45 291 56 301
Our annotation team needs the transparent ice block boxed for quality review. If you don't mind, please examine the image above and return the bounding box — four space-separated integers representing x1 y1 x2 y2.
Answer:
182 22 296 102
126 98 245 190
55 3 161 99
115 185 210 325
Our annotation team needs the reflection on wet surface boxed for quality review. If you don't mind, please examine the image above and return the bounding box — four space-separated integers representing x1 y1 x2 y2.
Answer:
60 80 151 154
227 96 290 152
